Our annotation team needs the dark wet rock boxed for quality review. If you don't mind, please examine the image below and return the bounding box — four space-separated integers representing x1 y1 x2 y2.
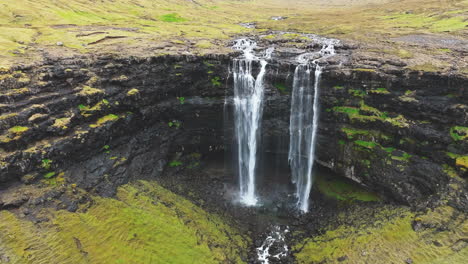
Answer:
337 255 348 262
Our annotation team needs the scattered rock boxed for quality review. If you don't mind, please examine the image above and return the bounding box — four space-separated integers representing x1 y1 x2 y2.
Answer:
411 220 423 232
56 42 64 46
337 255 348 262
405 258 413 264
271 16 287 20
239 22 255 29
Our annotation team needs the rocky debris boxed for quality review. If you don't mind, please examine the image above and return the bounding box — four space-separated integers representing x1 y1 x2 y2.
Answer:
239 22 256 29
271 16 287 21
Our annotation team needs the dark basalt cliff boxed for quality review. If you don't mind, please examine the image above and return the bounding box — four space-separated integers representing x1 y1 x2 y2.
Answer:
0 41 467 212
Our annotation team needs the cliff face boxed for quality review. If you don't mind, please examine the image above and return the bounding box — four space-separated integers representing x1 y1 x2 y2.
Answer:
0 55 229 198
0 43 467 210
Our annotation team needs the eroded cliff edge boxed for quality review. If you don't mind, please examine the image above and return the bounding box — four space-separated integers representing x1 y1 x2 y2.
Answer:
0 37 467 211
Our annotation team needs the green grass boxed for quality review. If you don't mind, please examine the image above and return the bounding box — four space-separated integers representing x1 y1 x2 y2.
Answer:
0 0 465 70
294 205 468 264
160 13 187 22
0 181 248 263
316 172 380 202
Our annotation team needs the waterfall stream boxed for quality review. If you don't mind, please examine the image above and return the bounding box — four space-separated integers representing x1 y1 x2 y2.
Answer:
232 39 273 205
289 41 337 212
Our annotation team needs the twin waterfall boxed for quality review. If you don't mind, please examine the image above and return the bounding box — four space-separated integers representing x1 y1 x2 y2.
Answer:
288 62 322 212
232 38 336 212
232 39 273 205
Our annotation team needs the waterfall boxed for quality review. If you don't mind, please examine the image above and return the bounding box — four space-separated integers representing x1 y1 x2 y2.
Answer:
232 39 273 206
288 41 336 212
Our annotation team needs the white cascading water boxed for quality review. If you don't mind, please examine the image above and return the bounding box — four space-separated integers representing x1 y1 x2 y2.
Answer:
256 226 289 264
288 40 337 212
232 39 273 206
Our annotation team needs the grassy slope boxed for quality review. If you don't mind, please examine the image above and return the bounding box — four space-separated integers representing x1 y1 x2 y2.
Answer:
294 205 468 264
0 181 248 263
0 0 466 69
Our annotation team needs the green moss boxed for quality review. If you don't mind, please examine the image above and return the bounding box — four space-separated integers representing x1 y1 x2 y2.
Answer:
89 114 119 128
169 160 182 167
354 140 377 149
44 172 56 179
396 49 413 59
41 159 52 170
8 126 28 134
455 156 468 169
295 205 467 264
348 89 366 98
338 140 346 146
315 172 380 202
333 102 409 128
341 127 371 139
369 88 390 94
353 68 376 72
391 152 412 162
409 63 440 72
160 13 187 22
52 117 71 129
273 83 288 94
127 88 139 96
333 106 360 115
0 181 248 263
211 77 221 87
195 40 212 49
79 86 103 96
333 85 344 89
383 147 396 153
450 126 468 141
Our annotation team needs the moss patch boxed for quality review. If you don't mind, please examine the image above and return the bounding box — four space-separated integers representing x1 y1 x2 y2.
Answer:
89 114 119 128
450 126 468 141
8 126 28 134
315 172 380 202
294 206 468 263
455 156 468 169
0 181 248 263
78 86 103 96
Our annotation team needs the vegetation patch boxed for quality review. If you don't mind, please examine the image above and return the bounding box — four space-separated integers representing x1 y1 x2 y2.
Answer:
316 173 380 202
127 88 139 96
273 82 288 94
160 13 187 23
8 126 28 134
79 86 103 96
369 88 390 94
333 102 409 128
89 114 119 128
455 156 468 169
52 117 71 129
0 181 248 263
195 40 212 49
354 140 377 149
294 205 467 263
450 126 468 141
